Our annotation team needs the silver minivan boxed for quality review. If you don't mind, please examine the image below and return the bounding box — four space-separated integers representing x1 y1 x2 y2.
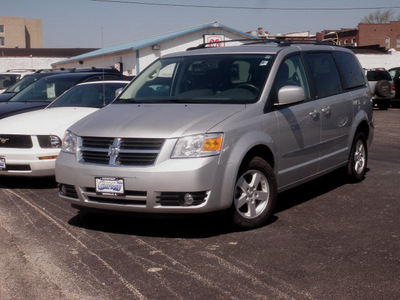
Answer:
56 42 374 229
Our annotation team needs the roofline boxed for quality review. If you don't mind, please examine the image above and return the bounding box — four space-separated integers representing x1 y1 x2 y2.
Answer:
54 22 257 65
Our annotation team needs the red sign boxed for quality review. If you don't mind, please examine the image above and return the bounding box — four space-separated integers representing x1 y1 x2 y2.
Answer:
204 35 225 47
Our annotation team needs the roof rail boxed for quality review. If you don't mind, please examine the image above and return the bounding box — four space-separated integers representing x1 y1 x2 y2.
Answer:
187 38 334 50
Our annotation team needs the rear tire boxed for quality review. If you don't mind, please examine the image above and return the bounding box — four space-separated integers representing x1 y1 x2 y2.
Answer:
346 132 368 182
375 80 391 98
233 157 277 229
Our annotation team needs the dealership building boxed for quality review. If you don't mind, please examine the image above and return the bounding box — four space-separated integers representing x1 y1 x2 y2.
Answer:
52 22 256 76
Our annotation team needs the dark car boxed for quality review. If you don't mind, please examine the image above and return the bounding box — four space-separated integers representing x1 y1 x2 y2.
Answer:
389 67 400 106
0 70 127 119
0 68 123 103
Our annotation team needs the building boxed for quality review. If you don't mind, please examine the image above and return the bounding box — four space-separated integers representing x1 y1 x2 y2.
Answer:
317 21 400 51
250 27 316 41
52 22 257 76
316 29 358 46
358 21 400 50
0 48 98 72
0 16 43 48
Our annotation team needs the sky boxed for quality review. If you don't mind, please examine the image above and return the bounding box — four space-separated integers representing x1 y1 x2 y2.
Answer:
3 0 400 48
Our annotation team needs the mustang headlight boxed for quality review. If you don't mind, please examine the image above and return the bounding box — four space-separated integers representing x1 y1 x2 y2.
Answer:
61 130 78 154
37 135 62 148
172 133 223 158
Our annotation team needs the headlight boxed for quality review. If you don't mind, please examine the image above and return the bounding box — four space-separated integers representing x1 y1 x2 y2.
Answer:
37 135 62 148
172 133 223 158
61 130 78 153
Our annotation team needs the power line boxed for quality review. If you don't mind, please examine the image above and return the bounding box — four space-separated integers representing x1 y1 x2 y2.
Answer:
91 0 400 11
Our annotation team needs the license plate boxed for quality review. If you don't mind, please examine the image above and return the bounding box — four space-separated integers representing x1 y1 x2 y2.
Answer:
0 158 5 170
95 177 124 195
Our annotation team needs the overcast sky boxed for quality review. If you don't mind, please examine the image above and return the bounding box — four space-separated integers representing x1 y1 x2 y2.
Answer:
3 0 400 48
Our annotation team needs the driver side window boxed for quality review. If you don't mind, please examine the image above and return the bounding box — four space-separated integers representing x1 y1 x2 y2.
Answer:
274 55 311 101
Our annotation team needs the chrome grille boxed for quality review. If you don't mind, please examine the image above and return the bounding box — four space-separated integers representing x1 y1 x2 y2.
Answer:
0 135 32 148
79 136 164 166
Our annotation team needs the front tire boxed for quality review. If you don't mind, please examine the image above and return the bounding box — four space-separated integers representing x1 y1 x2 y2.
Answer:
346 132 368 182
233 157 277 229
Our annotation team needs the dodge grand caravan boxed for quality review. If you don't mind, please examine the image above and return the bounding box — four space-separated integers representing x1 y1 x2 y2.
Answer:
56 42 374 229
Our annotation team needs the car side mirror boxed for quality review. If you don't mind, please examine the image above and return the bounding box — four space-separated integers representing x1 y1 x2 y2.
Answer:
275 85 305 106
115 88 124 97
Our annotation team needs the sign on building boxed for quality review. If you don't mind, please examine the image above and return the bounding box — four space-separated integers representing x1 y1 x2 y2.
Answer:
204 35 225 47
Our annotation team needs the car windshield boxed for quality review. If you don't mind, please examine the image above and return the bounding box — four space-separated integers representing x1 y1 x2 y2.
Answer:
9 76 80 103
4 74 42 93
48 82 127 108
115 54 275 104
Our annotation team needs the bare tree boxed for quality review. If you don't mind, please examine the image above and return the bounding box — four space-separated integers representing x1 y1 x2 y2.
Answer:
361 10 395 24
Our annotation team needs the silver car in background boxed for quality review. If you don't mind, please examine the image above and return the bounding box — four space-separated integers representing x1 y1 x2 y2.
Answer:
56 42 374 229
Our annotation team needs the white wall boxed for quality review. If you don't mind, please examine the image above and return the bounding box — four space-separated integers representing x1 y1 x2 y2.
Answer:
0 57 67 72
3 50 400 75
356 51 400 69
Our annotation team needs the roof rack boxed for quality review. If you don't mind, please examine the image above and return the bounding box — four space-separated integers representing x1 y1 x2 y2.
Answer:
187 38 334 50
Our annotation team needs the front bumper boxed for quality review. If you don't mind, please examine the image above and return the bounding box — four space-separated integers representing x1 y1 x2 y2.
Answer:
56 151 237 214
0 148 59 177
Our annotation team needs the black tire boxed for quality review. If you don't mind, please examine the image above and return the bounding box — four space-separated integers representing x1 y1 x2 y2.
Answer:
375 80 391 98
233 157 277 229
346 132 368 182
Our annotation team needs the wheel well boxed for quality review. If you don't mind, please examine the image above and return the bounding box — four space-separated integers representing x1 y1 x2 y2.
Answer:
355 120 370 141
240 145 275 171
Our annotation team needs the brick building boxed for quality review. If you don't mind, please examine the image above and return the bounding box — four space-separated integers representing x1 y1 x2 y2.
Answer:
358 21 400 50
316 29 358 46
317 21 400 51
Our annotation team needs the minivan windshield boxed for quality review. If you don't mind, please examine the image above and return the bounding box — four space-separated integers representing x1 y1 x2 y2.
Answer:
116 54 275 104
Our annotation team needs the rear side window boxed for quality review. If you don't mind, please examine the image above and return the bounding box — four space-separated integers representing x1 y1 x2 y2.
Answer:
333 52 366 89
366 70 392 81
304 52 342 98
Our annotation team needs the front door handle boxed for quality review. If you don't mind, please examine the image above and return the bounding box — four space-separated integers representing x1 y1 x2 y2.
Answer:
321 106 332 117
309 110 319 119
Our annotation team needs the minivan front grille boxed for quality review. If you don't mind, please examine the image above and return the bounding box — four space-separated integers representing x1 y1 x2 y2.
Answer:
0 135 33 148
79 137 164 166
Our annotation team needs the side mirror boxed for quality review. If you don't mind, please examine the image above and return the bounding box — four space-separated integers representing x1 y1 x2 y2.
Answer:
275 85 305 106
115 88 124 97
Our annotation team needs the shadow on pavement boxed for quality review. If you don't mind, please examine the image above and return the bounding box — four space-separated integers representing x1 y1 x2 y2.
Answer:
0 176 57 189
68 168 368 238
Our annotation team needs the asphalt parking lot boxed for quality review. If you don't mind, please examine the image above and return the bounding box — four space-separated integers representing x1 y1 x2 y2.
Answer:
0 108 399 300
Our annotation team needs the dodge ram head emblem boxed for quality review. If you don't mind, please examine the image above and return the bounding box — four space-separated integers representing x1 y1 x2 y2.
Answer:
0 137 10 144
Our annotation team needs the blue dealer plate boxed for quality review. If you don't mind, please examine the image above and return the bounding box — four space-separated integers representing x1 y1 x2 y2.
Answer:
95 177 124 195
0 158 6 169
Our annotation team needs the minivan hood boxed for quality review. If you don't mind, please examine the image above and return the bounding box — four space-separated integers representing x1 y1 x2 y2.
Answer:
69 103 246 138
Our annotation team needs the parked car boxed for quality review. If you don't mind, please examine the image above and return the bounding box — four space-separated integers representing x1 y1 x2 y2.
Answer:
365 68 395 110
0 80 129 177
0 69 70 102
56 41 374 229
388 67 400 107
0 69 36 93
0 70 126 119
0 67 123 103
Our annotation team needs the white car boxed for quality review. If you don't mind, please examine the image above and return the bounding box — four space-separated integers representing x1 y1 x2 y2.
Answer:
0 80 129 176
0 69 36 93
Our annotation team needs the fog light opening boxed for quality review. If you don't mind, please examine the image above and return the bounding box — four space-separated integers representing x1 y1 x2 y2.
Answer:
59 184 67 196
184 193 194 206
